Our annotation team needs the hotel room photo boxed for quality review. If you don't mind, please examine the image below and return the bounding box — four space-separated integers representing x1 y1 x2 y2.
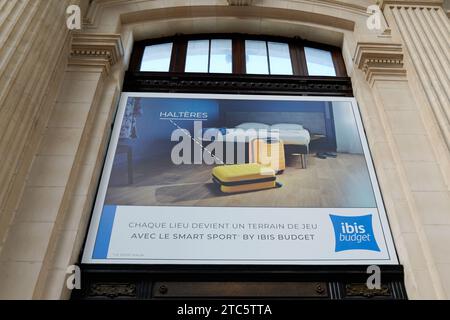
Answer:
105 96 377 209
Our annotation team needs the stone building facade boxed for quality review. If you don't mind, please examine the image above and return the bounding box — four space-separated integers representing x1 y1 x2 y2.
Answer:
0 0 449 299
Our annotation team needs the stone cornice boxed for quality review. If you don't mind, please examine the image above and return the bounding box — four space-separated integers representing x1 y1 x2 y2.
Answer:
83 0 371 29
69 33 124 73
354 42 406 85
227 0 254 5
381 0 444 9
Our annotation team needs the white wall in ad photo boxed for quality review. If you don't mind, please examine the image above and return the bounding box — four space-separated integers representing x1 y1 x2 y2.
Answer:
332 101 364 154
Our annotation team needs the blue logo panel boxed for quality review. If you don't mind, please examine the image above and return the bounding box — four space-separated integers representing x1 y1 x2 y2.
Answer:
330 214 380 252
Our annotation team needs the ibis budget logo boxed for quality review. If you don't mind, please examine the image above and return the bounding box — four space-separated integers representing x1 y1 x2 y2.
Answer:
329 214 380 252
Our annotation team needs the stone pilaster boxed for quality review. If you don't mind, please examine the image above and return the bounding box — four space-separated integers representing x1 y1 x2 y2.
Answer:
0 0 75 254
354 38 450 299
383 1 450 152
382 1 450 298
0 31 123 299
0 0 85 299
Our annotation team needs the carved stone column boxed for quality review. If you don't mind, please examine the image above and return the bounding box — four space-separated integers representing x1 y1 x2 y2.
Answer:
354 39 450 299
381 1 450 298
0 32 123 299
0 0 77 260
383 0 450 152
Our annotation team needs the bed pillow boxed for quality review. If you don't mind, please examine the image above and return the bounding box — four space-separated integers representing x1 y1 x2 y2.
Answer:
235 122 270 130
271 123 304 131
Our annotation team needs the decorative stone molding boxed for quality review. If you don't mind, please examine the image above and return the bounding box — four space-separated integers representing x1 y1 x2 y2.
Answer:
354 42 406 85
386 3 450 152
227 0 254 5
69 33 124 73
123 72 354 96
88 283 137 298
380 0 445 9
345 283 391 298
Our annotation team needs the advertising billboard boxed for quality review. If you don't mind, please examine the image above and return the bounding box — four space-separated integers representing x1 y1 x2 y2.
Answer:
82 93 398 265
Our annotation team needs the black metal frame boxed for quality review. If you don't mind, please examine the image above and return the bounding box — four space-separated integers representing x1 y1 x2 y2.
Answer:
123 72 353 96
73 264 407 300
130 33 348 77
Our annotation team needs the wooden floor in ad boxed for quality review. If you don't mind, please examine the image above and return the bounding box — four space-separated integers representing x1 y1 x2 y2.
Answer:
106 153 376 208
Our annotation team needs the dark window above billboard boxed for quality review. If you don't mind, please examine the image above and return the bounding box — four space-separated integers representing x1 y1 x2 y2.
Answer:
131 34 346 77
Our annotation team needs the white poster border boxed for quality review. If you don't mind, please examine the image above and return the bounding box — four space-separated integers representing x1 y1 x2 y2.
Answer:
81 92 398 265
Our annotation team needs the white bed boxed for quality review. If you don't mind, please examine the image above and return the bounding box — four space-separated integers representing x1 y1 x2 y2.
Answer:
221 123 311 147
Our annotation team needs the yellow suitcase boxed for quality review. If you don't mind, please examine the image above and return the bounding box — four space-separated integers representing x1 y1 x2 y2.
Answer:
250 138 286 174
212 163 279 194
